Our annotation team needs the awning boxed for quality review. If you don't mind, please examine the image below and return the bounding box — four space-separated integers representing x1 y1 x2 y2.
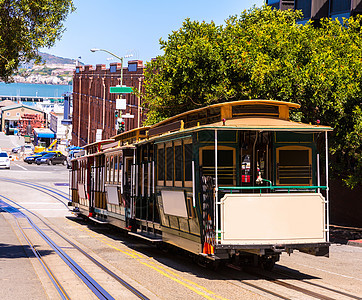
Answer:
36 132 55 138
33 128 56 139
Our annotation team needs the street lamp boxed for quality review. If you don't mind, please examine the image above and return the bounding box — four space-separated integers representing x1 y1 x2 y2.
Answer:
91 48 134 135
90 48 132 85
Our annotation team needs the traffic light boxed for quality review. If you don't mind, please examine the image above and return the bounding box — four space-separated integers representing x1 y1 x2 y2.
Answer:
115 109 119 118
120 121 125 133
117 119 125 135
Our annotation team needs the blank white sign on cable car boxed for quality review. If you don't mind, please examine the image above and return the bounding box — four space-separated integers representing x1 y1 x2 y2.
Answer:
220 193 326 245
161 190 188 218
106 186 119 205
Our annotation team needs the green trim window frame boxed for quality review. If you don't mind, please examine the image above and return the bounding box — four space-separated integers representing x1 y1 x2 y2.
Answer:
276 145 313 186
156 137 193 188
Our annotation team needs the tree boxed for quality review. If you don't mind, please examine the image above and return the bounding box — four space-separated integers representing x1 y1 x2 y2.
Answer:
0 0 75 82
142 6 362 187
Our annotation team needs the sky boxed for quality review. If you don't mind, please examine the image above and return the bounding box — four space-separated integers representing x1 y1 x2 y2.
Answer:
41 0 264 67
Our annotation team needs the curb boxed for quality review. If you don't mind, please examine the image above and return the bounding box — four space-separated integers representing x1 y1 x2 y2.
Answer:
347 240 362 247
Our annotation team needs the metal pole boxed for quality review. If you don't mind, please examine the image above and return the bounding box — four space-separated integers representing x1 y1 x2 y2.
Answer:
152 161 155 194
317 153 320 193
325 131 329 242
121 57 123 85
192 161 196 207
131 149 136 219
142 163 145 197
148 162 151 197
215 129 218 243
120 162 123 194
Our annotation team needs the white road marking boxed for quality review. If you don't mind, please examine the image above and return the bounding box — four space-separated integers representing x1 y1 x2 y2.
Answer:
25 208 69 211
5 170 54 173
17 202 65 205
294 262 362 282
13 163 27 170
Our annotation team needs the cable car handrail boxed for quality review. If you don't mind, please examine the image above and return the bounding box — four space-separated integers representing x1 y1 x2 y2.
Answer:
218 185 328 193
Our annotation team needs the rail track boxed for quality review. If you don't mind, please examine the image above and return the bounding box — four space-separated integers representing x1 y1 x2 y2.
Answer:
0 178 150 300
1 177 361 300
223 263 362 300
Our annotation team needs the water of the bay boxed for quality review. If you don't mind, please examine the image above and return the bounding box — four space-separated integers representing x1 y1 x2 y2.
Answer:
0 82 72 97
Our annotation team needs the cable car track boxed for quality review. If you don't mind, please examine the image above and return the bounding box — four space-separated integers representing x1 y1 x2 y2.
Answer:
0 179 150 300
12 215 71 300
271 269 362 300
225 263 362 300
1 177 360 299
0 177 70 208
0 195 115 300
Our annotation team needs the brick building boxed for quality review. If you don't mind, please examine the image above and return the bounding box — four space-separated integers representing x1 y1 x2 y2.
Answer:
72 60 146 146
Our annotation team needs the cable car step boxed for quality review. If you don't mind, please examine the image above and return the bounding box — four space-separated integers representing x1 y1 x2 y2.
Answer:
128 230 163 242
89 217 109 224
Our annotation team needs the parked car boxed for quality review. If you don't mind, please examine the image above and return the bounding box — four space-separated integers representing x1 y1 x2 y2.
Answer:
66 149 85 169
11 146 21 153
12 144 34 153
0 152 10 169
35 152 67 165
24 151 62 164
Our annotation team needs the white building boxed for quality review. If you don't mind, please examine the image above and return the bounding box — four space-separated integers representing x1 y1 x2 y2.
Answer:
49 109 72 142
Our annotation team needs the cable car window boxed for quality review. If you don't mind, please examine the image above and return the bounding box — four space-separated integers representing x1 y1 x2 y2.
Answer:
200 147 236 185
232 104 279 117
157 146 165 183
184 143 192 182
186 195 195 218
166 145 174 185
110 156 114 183
105 156 109 183
276 146 312 185
175 145 182 182
118 155 122 184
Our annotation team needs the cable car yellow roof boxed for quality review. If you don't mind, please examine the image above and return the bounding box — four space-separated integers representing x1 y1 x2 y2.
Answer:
151 99 300 130
147 100 331 138
199 117 332 131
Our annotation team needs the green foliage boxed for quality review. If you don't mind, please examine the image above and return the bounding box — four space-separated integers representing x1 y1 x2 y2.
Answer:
0 0 75 82
142 5 362 187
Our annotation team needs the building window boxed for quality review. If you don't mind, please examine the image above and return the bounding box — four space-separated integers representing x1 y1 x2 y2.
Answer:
128 63 137 72
330 0 351 14
267 0 280 9
16 112 20 117
295 0 312 19
6 112 10 116
110 65 117 73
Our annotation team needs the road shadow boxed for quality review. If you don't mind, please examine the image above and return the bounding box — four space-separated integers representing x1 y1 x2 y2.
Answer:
66 216 322 281
0 243 54 259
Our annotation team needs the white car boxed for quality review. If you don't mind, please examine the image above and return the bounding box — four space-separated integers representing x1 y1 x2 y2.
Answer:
0 152 10 169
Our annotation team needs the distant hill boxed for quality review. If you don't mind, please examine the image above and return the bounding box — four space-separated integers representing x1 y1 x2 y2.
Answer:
39 52 76 65
21 52 83 68
15 52 80 85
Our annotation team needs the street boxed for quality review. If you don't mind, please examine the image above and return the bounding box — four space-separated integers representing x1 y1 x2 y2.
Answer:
0 132 361 299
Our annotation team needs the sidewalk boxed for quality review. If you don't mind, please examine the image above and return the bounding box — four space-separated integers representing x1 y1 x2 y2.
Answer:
0 213 48 299
347 240 362 247
330 225 362 247
0 132 25 152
